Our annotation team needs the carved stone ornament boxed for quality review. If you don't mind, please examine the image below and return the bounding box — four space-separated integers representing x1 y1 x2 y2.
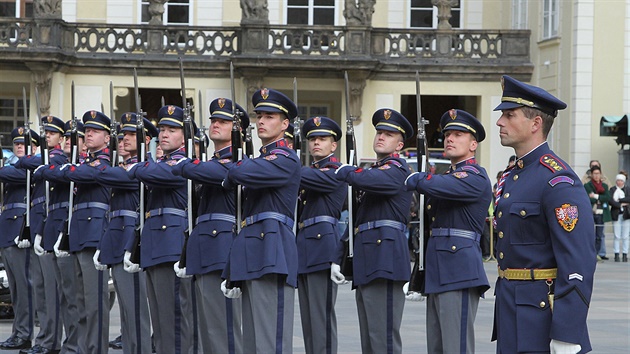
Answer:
240 0 269 25
148 0 168 26
432 0 459 30
343 0 375 27
34 0 62 19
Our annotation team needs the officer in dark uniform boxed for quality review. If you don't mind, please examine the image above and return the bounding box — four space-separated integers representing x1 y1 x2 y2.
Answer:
57 111 112 354
221 88 301 354
37 120 84 354
297 116 346 354
172 98 248 354
17 116 66 354
492 75 596 353
127 105 191 354
94 113 156 354
405 109 491 353
334 108 414 354
0 128 39 350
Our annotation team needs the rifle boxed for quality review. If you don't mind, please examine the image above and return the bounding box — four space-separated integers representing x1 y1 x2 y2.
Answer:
109 81 117 165
245 125 254 158
340 71 356 279
178 58 195 269
35 87 49 218
197 90 208 162
129 69 146 265
408 71 429 293
59 81 79 251
19 87 32 242
292 77 302 235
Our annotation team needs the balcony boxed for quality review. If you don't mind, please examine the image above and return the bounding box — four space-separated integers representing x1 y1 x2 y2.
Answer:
0 18 533 81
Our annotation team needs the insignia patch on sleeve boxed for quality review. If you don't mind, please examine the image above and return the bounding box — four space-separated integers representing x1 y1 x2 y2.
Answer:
166 159 178 166
378 164 391 170
548 176 574 187
453 171 468 179
89 160 100 167
219 158 231 164
568 273 583 282
461 165 480 174
540 154 567 173
319 167 330 172
263 154 278 161
555 203 578 232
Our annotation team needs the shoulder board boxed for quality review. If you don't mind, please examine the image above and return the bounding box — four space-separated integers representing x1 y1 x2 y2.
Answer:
540 154 566 173
218 158 231 164
269 149 290 157
384 159 403 168
461 165 480 174
548 175 575 187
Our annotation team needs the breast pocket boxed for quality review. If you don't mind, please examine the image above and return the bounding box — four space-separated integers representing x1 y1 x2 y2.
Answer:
197 221 234 268
244 219 279 272
433 236 479 285
515 282 552 352
360 229 395 277
509 202 545 244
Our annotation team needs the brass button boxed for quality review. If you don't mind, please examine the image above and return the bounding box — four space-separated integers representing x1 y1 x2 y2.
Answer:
260 232 265 237
498 211 502 218
431 217 435 222
504 193 510 199
451 245 456 251
539 301 546 308
12 215 16 219
161 225 166 230
499 252 504 259
50 187 54 191
376 239 382 245
427 205 432 210
317 234 321 239
498 231 504 238
303 201 307 205
87 217 92 221
520 210 526 216
513 175 519 181
212 230 217 235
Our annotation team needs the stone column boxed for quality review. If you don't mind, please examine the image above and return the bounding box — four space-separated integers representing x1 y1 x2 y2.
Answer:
26 62 57 117
240 0 270 55
343 0 374 57
432 0 458 55
346 70 368 122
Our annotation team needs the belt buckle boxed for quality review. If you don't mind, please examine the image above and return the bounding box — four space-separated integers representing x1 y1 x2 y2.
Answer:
241 220 247 228
145 211 151 219
298 222 305 229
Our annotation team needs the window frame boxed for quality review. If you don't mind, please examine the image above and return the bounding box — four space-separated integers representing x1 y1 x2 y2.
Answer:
284 0 337 26
542 0 559 39
511 0 528 30
408 0 462 29
139 0 192 26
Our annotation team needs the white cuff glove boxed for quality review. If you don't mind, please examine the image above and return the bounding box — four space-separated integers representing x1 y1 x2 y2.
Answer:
93 250 107 271
221 280 242 299
330 263 348 285
404 172 419 186
59 163 73 171
123 251 141 273
334 164 352 175
175 157 189 165
550 339 581 354
14 235 31 249
403 282 425 302
33 234 46 256
34 164 46 174
173 261 191 278
54 232 70 258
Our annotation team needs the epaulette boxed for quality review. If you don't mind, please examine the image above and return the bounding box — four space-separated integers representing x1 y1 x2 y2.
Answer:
269 148 290 157
461 165 480 174
385 159 403 168
540 154 566 173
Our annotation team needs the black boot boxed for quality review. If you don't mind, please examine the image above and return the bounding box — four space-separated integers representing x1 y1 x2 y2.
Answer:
624 254 628 262
615 253 620 262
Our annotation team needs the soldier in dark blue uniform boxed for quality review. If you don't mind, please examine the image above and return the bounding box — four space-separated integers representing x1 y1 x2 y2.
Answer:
221 88 301 354
334 108 413 354
94 113 156 354
297 116 346 354
56 111 112 354
126 105 191 354
405 109 491 353
0 128 39 350
18 116 65 354
172 98 248 354
492 75 596 353
38 120 84 354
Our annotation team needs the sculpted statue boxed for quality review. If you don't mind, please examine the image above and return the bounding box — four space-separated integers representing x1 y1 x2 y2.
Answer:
344 0 375 26
34 0 62 19
241 0 269 25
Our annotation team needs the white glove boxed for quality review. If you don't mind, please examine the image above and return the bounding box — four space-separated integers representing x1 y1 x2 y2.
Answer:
59 163 73 171
221 280 242 299
404 172 420 186
403 282 425 302
173 261 192 278
330 263 348 285
123 251 141 273
334 164 352 174
175 157 189 165
33 234 46 256
14 235 31 249
93 250 107 271
34 165 46 174
550 339 581 354
54 232 70 258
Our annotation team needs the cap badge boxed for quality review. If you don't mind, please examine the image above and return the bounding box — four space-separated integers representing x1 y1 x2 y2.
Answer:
218 98 226 109
314 117 321 127
18 127 24 135
261 88 269 100
125 113 131 122
501 76 505 90
47 116 53 123
449 109 457 120
384 110 392 120
90 110 97 119
167 105 175 115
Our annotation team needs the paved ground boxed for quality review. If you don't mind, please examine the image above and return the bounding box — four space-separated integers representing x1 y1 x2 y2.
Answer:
0 235 628 353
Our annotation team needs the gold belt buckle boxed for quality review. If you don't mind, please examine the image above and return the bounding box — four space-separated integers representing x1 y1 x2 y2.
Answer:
145 211 151 219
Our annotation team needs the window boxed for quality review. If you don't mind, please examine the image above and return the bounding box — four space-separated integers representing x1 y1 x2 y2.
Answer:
542 0 558 39
410 0 461 29
0 97 28 149
0 0 33 18
140 0 190 25
287 0 335 25
512 0 528 29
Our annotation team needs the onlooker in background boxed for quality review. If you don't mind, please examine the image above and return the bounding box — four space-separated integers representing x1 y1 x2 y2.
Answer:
609 171 630 262
582 159 609 184
585 165 612 260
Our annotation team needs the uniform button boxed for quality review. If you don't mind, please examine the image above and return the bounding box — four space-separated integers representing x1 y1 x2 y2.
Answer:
431 217 435 222
504 193 510 199
12 216 17 219
260 232 265 238
498 231 504 238
513 175 519 181
498 211 502 218
377 239 382 245
87 217 92 221
50 187 54 191
539 301 546 308
499 252 504 259
520 210 526 216
451 245 456 251
427 205 432 210
303 201 307 205
161 225 166 230
317 234 321 239
212 230 217 235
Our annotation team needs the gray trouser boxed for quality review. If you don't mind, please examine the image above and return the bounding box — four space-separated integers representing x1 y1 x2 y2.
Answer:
355 279 405 354
242 274 295 354
111 263 152 354
195 271 242 354
298 270 338 354
74 249 110 354
426 288 480 354
32 251 62 350
2 246 33 340
54 254 81 354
